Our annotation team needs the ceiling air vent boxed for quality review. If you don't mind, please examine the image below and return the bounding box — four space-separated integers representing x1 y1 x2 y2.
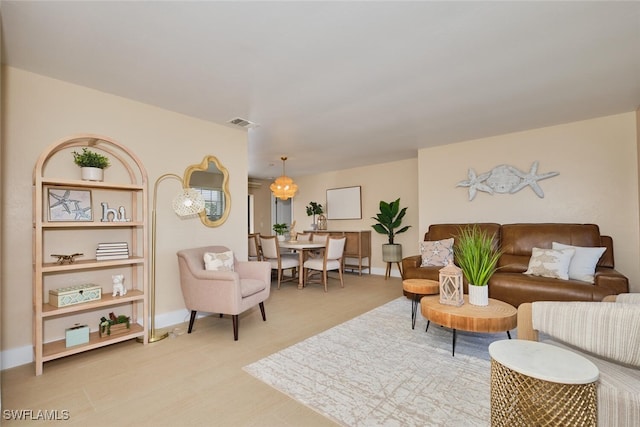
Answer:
227 117 259 129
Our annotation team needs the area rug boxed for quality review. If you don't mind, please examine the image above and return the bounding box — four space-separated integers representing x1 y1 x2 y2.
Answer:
244 297 514 426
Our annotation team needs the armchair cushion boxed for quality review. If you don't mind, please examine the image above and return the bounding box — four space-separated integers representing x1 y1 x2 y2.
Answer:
241 278 268 298
204 250 235 271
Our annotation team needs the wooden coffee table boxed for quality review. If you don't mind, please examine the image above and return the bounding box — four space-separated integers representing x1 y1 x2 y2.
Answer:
420 295 517 356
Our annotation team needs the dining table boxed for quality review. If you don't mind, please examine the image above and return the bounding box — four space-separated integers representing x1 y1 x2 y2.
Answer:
278 240 326 289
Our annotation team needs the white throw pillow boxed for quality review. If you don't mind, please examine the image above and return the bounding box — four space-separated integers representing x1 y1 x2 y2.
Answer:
420 238 454 267
524 247 575 280
204 251 235 272
552 242 606 284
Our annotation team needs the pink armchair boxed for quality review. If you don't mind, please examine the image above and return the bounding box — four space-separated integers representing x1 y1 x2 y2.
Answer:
176 245 271 341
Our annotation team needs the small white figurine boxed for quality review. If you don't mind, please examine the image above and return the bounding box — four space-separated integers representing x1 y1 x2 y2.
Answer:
112 274 126 297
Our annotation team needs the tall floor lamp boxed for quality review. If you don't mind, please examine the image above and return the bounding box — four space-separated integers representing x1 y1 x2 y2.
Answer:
144 173 205 343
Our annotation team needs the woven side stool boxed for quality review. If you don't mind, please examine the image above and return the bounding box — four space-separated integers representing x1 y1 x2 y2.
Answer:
489 340 599 427
402 279 439 329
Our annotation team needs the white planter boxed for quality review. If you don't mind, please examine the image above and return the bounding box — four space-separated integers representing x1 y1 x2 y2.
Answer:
81 167 104 182
277 235 286 242
468 285 489 306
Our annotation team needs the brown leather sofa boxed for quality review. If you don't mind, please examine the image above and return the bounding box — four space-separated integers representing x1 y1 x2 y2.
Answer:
402 223 629 307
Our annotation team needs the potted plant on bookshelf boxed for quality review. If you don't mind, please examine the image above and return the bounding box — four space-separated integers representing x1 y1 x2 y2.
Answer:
273 223 288 241
305 202 324 230
72 147 110 181
371 198 411 264
99 313 130 338
454 224 502 306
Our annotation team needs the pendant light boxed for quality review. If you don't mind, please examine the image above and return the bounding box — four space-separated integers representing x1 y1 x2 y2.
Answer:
270 156 298 200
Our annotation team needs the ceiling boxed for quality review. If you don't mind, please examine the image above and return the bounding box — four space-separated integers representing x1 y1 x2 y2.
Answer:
2 1 639 180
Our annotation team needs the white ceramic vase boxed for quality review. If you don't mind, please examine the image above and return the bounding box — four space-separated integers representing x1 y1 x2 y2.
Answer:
277 235 286 242
81 167 104 182
468 285 489 306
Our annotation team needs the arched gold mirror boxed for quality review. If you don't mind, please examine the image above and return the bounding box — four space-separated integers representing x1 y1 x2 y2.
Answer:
184 155 231 227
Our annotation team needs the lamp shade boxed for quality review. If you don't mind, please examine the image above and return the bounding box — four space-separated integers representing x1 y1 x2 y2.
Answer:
172 188 206 217
270 156 298 200
270 176 298 200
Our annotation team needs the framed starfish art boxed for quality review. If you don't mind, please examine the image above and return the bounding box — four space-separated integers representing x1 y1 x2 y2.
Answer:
47 188 93 222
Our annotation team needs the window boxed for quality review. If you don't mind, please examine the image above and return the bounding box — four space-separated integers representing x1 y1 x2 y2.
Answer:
194 188 225 221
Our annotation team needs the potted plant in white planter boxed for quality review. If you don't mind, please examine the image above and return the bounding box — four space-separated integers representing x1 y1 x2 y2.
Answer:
72 148 110 181
371 198 411 264
305 202 324 230
273 223 288 241
454 224 502 306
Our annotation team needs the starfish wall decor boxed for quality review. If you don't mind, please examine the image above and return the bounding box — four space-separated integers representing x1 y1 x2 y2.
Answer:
456 161 559 201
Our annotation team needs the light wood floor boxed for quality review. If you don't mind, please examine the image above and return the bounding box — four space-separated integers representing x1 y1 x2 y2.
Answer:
2 273 403 426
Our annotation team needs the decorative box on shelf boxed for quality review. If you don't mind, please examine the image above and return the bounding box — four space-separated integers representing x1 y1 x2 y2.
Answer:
65 324 90 347
49 284 102 307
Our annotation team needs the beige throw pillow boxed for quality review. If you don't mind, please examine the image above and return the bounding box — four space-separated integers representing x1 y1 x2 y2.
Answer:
524 247 575 280
420 238 454 267
204 250 235 272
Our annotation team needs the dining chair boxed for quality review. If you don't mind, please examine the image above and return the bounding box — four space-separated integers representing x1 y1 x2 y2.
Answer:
248 233 261 261
303 236 346 292
296 232 312 242
176 245 271 341
312 233 329 244
260 235 299 289
306 232 329 261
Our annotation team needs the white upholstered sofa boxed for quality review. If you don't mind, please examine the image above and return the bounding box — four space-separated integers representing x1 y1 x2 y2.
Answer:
518 294 640 426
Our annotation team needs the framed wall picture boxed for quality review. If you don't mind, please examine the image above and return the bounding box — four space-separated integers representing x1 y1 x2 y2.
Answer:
326 186 362 220
47 188 93 222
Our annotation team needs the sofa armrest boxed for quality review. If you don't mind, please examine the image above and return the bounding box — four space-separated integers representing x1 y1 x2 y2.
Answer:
516 303 538 341
614 293 640 304
401 255 421 270
236 261 271 283
532 301 640 367
594 267 629 297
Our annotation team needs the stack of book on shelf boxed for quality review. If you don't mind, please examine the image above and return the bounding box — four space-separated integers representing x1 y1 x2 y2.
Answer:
96 242 129 261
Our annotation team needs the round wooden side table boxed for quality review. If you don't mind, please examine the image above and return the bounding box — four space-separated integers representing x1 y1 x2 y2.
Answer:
402 279 439 329
489 339 599 427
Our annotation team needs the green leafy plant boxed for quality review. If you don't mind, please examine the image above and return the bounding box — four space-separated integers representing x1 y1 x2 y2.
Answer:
454 224 502 286
305 202 324 217
371 198 410 244
99 314 130 336
72 148 110 169
272 223 288 236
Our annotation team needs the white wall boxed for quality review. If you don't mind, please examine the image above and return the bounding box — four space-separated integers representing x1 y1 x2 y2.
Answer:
292 158 420 274
1 67 248 368
418 112 640 290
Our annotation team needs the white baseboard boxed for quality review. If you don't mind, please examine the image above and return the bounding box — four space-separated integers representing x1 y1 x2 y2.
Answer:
1 345 34 371
370 267 402 278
